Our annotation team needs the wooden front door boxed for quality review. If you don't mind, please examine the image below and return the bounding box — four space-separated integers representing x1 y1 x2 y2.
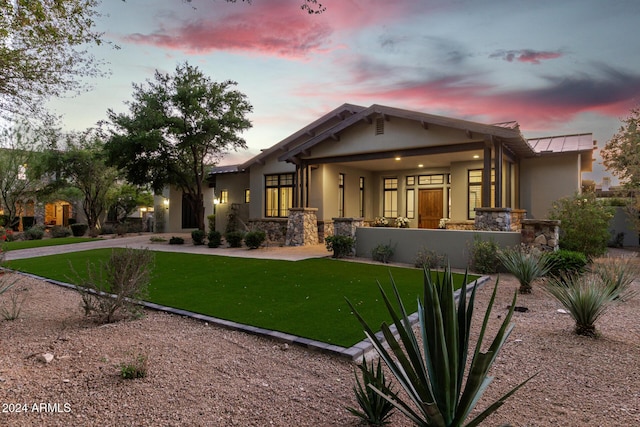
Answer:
418 189 443 229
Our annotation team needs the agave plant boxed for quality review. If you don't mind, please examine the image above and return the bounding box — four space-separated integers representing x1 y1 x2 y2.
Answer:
347 266 536 427
346 356 396 426
498 247 554 294
545 273 619 337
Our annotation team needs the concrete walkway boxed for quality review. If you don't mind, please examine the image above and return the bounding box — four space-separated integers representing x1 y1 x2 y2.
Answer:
4 233 333 261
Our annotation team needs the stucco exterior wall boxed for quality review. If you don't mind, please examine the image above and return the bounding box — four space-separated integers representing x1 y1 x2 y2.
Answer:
213 172 250 233
520 155 581 219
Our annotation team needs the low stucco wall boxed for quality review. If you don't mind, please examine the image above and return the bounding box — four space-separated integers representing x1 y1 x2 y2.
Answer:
355 227 521 270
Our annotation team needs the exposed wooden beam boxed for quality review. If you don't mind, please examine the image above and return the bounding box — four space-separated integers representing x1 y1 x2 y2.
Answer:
466 130 473 139
421 121 429 130
330 133 340 141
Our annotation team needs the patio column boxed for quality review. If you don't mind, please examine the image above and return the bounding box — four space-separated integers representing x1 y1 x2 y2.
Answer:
494 138 503 207
482 139 492 207
285 207 319 246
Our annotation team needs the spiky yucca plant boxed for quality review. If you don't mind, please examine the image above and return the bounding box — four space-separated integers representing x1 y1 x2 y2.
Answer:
498 247 554 294
545 273 619 337
590 255 639 301
347 267 535 427
346 357 395 426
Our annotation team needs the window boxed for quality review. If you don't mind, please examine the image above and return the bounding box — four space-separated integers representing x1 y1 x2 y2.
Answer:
220 190 229 204
406 176 415 186
359 177 365 218
338 173 345 217
181 193 198 228
406 189 415 219
244 189 250 203
265 173 294 217
468 169 495 219
418 174 444 185
383 177 398 217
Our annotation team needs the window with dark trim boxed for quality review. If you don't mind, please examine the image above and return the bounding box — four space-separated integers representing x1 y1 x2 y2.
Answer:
338 173 345 217
220 190 228 204
406 189 415 219
359 177 365 218
244 189 250 203
383 177 398 217
265 173 294 217
468 169 495 219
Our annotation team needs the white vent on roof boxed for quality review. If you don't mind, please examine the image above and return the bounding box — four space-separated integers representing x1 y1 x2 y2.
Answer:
375 118 384 135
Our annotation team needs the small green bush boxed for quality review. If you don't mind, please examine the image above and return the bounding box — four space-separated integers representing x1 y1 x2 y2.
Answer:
191 229 206 246
546 250 588 278
469 235 500 274
244 230 266 249
371 242 395 263
71 223 89 237
51 225 72 238
225 231 245 248
120 353 148 379
325 235 354 258
207 230 222 248
169 236 184 245
24 226 45 240
207 214 216 233
346 356 395 426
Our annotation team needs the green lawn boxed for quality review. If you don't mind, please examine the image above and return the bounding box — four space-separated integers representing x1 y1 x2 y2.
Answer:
2 237 101 251
7 250 479 347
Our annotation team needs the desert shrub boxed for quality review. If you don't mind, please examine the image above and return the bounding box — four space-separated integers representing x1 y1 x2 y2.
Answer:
545 273 619 337
549 192 613 259
498 246 555 294
72 248 155 323
545 250 588 278
371 242 395 263
414 247 445 269
590 255 639 301
208 230 222 248
346 357 395 426
325 235 355 258
225 231 245 248
191 229 206 246
120 353 148 379
469 235 500 274
0 267 24 321
71 223 89 237
347 267 536 426
100 224 115 235
244 230 266 249
169 236 184 245
23 225 45 240
51 225 72 238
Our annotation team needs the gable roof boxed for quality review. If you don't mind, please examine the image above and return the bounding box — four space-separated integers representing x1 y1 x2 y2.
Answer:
527 133 594 154
278 104 537 163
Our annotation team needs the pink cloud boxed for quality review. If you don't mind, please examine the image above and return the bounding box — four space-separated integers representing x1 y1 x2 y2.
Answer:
490 49 563 64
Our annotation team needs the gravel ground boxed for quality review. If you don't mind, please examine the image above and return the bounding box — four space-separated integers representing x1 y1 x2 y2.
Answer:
0 254 639 427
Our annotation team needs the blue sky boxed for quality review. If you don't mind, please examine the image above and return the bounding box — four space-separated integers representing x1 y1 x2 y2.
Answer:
46 0 640 183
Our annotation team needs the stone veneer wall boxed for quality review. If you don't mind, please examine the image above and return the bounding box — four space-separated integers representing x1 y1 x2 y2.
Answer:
445 221 475 230
333 217 364 239
247 218 288 245
285 208 319 246
317 220 333 243
520 219 560 252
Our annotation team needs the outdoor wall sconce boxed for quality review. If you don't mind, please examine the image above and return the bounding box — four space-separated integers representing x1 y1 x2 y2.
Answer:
163 198 169 209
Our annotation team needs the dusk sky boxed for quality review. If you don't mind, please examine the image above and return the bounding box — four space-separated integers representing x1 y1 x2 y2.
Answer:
46 0 640 184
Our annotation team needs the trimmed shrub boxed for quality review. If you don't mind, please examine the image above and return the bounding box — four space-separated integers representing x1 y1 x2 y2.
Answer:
24 225 45 240
244 230 266 249
191 229 206 246
207 214 216 233
207 230 222 248
469 235 500 274
225 231 245 248
71 223 89 237
51 225 72 238
325 235 355 258
546 250 588 278
169 236 184 245
371 242 395 263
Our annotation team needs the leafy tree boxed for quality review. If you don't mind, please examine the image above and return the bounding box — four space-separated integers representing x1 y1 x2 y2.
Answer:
0 124 44 229
39 131 119 234
0 0 106 118
601 107 640 188
106 184 153 223
105 62 252 230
